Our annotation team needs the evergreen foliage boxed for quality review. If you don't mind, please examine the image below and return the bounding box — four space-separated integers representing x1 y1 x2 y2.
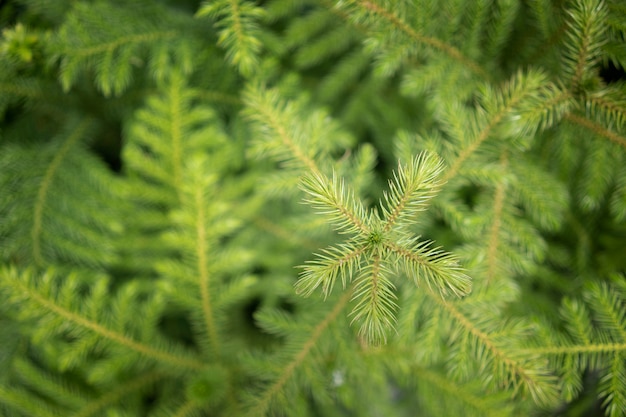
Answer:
1 0 625 416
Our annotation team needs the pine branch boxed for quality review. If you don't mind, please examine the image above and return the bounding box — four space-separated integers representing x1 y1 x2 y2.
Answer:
196 0 265 77
298 152 471 344
509 156 569 232
521 343 626 357
71 372 164 417
578 135 620 211
429 293 560 407
565 112 626 149
300 172 370 235
243 85 323 175
442 69 564 183
0 117 120 268
485 155 507 284
12 358 87 410
295 242 366 297
482 0 520 64
611 165 626 221
170 400 203 417
32 118 92 266
2 0 625 415
0 67 45 115
585 282 626 342
50 1 201 95
124 71 228 205
192 177 220 358
349 256 398 344
0 386 61 417
527 0 561 40
562 0 608 92
386 240 471 298
159 154 251 359
450 150 565 285
243 85 356 180
245 290 352 416
513 83 574 137
585 84 626 130
599 352 626 417
278 5 362 71
381 152 445 232
520 281 626 414
0 266 205 371
412 366 516 417
335 0 489 79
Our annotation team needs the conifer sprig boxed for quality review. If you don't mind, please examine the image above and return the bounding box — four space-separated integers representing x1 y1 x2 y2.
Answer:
196 0 265 77
50 1 200 95
0 117 120 268
520 281 626 416
2 0 626 415
297 152 471 344
562 0 608 91
0 267 205 371
381 151 445 232
334 0 488 79
300 172 370 235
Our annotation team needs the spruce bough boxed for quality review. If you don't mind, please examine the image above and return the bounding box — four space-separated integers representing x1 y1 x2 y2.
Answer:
297 153 471 344
1 0 625 416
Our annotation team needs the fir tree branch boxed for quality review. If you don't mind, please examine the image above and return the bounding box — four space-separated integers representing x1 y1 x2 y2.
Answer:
387 240 471 298
72 372 164 417
300 171 370 235
0 81 42 98
243 86 323 175
51 2 202 95
600 352 626 417
194 181 220 357
381 152 445 232
518 342 626 356
349 255 398 344
299 152 471 343
586 282 626 341
415 367 512 417
565 112 626 149
124 72 225 207
442 71 556 183
296 242 366 297
442 114 503 184
196 0 264 76
3 268 205 371
31 119 92 267
245 290 352 416
169 80 184 197
585 89 626 129
523 283 626 415
563 0 608 91
0 386 60 417
429 293 558 406
28 284 203 370
66 31 177 58
486 152 508 283
12 359 87 410
563 298 594 345
344 0 489 79
172 400 202 417
515 86 574 137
